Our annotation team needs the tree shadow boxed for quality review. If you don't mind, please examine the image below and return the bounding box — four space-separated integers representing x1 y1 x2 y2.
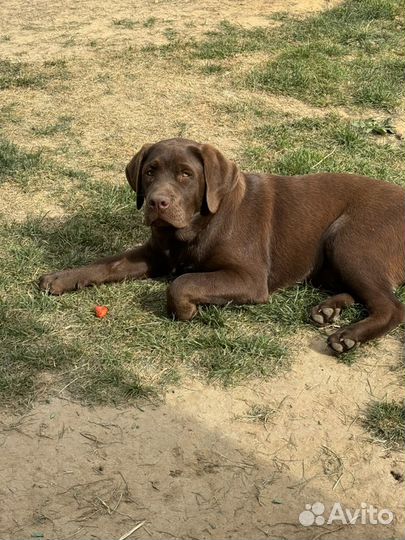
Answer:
13 185 149 271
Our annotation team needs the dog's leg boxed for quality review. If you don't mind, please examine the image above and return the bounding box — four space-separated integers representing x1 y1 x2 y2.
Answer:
167 270 268 320
311 293 355 326
39 243 166 295
327 287 404 353
318 211 404 352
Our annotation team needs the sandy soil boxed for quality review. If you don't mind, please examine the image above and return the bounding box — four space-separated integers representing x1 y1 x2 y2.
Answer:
0 336 403 539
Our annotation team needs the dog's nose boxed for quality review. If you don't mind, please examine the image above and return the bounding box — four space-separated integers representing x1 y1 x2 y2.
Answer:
149 195 170 210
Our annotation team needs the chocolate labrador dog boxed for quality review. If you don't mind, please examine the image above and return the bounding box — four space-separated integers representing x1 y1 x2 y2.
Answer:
39 138 405 353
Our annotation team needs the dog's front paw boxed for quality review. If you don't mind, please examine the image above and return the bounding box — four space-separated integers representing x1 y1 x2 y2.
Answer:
167 298 198 321
166 282 198 321
39 271 85 295
39 272 69 295
327 330 358 354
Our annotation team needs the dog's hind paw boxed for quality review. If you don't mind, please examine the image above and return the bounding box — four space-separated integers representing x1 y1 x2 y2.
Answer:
311 305 341 326
327 331 358 354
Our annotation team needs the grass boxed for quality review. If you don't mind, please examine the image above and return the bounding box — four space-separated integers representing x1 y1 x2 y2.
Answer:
143 17 157 28
0 59 69 90
200 64 225 75
164 28 178 42
112 18 137 29
241 404 277 425
240 113 404 183
247 49 404 110
0 0 403 408
193 21 272 59
193 331 287 384
32 115 73 137
0 103 20 125
0 59 46 90
0 134 86 191
189 0 405 110
363 401 405 448
0 137 43 185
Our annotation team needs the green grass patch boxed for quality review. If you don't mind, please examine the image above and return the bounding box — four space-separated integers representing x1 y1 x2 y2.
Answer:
188 0 405 110
0 59 46 90
248 52 404 109
0 137 42 185
112 18 137 29
0 132 94 191
240 113 405 185
32 115 73 137
0 134 87 190
200 63 226 75
363 400 405 448
164 28 178 41
0 103 20 125
193 20 273 60
193 331 287 385
0 59 69 90
143 17 157 28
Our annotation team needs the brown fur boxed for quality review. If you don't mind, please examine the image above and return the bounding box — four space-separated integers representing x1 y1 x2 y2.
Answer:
39 138 405 353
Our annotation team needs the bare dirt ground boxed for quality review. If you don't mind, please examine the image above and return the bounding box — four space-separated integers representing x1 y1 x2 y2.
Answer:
0 1 404 539
0 336 403 539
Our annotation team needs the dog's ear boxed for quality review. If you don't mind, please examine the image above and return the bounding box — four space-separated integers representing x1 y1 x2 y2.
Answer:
125 144 153 210
197 144 240 214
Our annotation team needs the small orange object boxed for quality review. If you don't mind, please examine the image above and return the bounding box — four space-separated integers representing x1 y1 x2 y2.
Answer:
95 305 109 318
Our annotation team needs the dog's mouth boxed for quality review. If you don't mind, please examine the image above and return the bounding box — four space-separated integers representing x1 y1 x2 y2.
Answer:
149 217 173 228
145 210 190 230
147 212 207 242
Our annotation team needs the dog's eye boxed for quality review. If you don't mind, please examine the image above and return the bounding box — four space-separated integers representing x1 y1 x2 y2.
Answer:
145 170 154 177
181 171 192 177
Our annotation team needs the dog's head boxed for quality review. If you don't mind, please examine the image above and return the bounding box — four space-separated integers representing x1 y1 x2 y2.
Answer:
125 138 240 229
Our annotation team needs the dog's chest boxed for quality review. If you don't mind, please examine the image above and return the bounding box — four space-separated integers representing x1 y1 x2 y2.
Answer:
169 239 207 275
